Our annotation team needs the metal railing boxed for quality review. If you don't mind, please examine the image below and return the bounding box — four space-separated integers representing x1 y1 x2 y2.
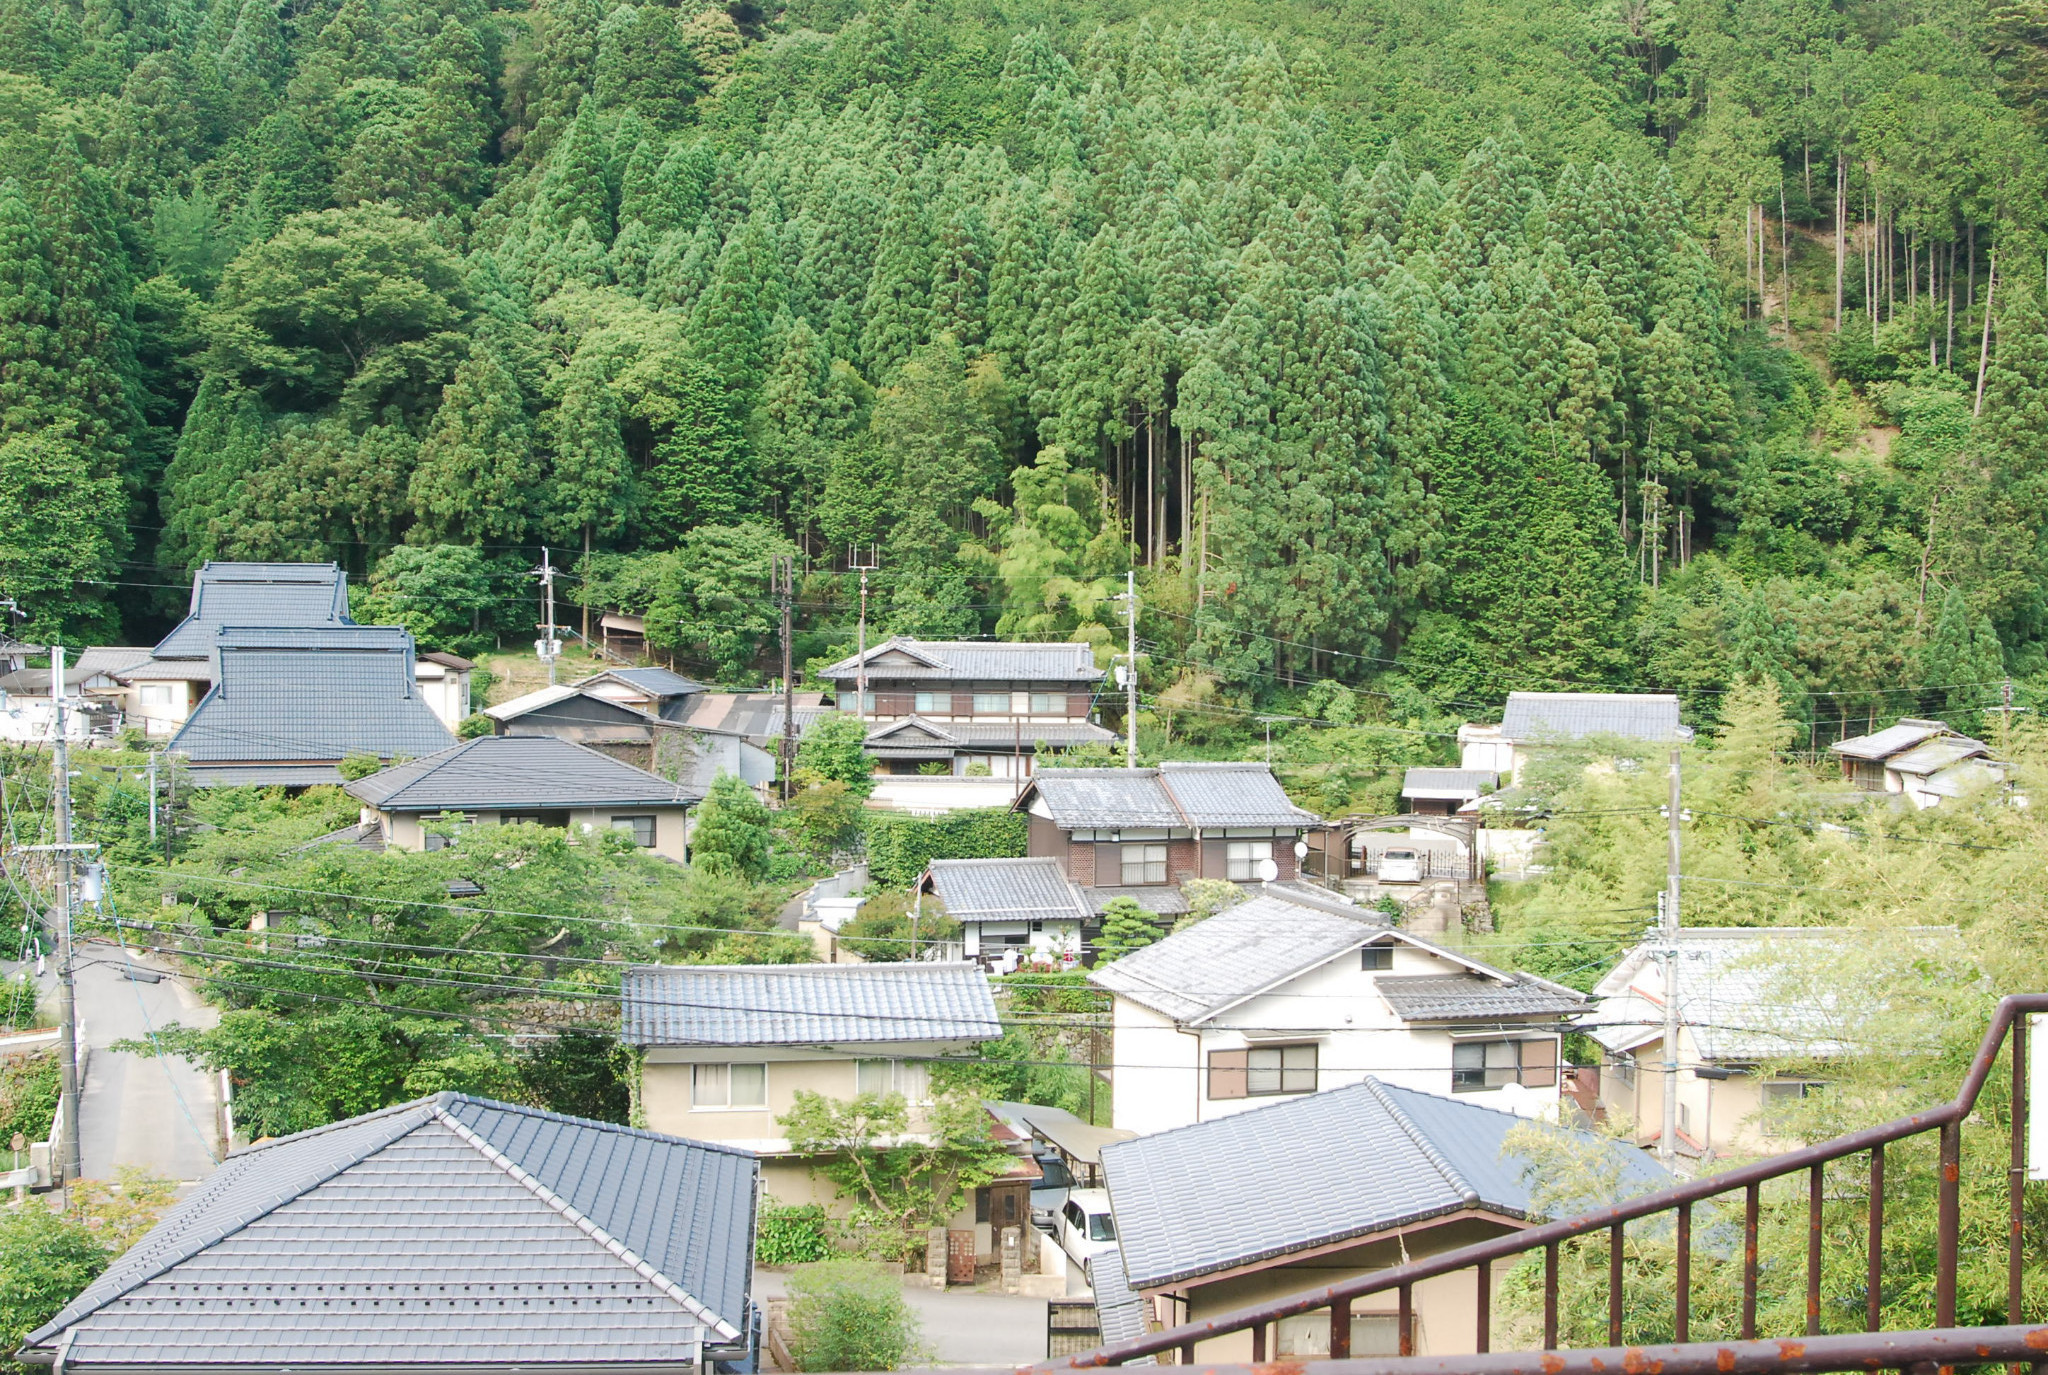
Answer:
1047 993 2048 1370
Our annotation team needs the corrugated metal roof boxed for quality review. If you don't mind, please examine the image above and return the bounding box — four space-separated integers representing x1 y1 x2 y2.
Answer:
22 1094 757 1365
345 735 699 812
1886 737 1988 775
1103 1079 1668 1291
1373 973 1586 1021
487 685 661 726
926 858 1089 923
1829 718 1951 762
1402 767 1497 799
621 962 1002 1047
1584 926 1969 1060
1499 693 1689 744
170 627 455 766
1157 762 1319 826
154 562 353 659
821 637 1105 683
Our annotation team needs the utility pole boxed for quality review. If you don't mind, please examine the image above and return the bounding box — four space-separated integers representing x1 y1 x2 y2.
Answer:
1115 570 1138 769
773 555 796 801
146 749 157 843
50 646 82 1188
535 548 559 686
1660 746 1682 1171
851 545 879 712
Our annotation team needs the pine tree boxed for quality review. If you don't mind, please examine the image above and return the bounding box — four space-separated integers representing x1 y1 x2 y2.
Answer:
407 335 537 544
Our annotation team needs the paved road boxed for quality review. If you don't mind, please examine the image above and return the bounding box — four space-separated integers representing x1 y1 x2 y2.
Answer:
755 1267 1050 1367
66 945 222 1184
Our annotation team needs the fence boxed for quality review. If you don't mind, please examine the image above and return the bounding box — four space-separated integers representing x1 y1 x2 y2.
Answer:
1044 993 2048 1371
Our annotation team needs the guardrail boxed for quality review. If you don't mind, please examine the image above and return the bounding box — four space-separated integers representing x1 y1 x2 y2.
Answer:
1045 993 2048 1369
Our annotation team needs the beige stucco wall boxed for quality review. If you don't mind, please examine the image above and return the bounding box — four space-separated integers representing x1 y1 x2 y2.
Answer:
1163 1217 1523 1362
372 805 690 861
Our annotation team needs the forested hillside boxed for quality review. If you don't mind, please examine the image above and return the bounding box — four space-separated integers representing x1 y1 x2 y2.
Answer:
2 0 2044 732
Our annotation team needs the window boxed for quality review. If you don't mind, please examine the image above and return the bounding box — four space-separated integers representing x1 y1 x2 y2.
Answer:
914 691 948 714
1609 1053 1637 1089
855 1059 930 1101
1087 1212 1117 1242
1120 843 1167 885
1208 1045 1316 1100
1360 944 1393 971
500 810 569 829
138 684 174 707
838 691 875 713
611 815 656 847
973 692 1012 714
1029 692 1065 714
1762 1080 1824 1131
1452 1039 1559 1092
1277 1314 1405 1358
1226 840 1274 881
692 1063 766 1108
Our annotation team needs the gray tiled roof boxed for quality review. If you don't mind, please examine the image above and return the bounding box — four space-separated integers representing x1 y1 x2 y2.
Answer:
1585 926 1969 1061
116 656 215 681
1829 718 1951 762
1023 764 1313 830
487 685 660 725
154 561 353 659
821 637 1105 683
579 666 707 697
1402 767 1498 799
347 735 700 812
170 626 455 767
71 646 153 678
621 962 1001 1047
1156 761 1319 826
1082 885 1192 917
1373 973 1586 1021
926 858 1089 924
1499 692 1689 744
1089 1248 1155 1361
1886 737 1988 775
22 1094 756 1365
1088 889 1390 1023
1102 1079 1668 1291
866 718 1118 755
1025 770 1182 828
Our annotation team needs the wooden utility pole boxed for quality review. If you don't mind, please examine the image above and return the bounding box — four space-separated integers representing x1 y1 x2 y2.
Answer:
1660 747 1682 1170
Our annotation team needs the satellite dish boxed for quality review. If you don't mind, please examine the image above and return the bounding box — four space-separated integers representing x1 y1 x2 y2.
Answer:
1293 840 1309 860
1255 857 1280 882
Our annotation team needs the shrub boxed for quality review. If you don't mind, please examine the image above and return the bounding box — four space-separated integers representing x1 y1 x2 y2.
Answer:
785 1260 923 1372
863 809 1027 887
337 752 385 781
0 1206 108 1365
455 713 494 739
0 1052 60 1145
756 1202 836 1265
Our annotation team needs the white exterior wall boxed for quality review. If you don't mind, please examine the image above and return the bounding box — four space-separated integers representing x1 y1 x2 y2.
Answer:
413 665 471 730
963 918 1082 966
1110 941 1564 1136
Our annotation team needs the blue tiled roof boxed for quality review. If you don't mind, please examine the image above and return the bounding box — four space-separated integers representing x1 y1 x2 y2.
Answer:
153 562 353 659
346 735 701 811
22 1094 757 1365
621 962 1001 1047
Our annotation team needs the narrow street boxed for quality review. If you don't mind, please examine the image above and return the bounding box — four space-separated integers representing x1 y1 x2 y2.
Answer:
62 943 222 1185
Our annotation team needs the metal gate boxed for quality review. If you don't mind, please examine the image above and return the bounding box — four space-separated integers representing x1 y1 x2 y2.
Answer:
947 1228 975 1285
1047 1300 1101 1358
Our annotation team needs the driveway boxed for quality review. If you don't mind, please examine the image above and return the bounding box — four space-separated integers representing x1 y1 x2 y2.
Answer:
755 1267 1050 1367
66 944 222 1184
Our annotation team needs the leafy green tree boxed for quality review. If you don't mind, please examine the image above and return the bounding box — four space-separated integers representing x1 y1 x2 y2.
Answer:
408 334 537 544
964 445 1126 645
358 544 498 657
795 712 875 797
691 771 772 881
0 1207 110 1364
0 432 121 640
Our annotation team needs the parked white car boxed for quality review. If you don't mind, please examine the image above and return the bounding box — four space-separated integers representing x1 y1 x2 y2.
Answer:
1379 848 1422 883
1057 1188 1119 1278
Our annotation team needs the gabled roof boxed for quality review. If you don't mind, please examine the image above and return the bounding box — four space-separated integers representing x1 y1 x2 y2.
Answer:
868 719 1117 758
578 666 707 698
1402 767 1498 800
170 626 454 771
154 561 353 659
1089 887 1553 1027
417 650 475 671
1584 926 1969 1061
621 962 1001 1047
868 715 959 744
1498 692 1690 744
1102 1079 1668 1291
345 735 700 812
21 1093 757 1366
71 646 153 678
923 857 1090 924
486 684 662 727
1829 717 1952 762
820 637 1105 684
1885 736 1989 776
1374 972 1586 1021
1019 763 1315 830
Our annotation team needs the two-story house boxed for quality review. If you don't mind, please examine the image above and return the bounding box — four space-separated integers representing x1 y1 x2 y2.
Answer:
1012 761 1319 919
621 961 1001 1203
1090 884 1585 1135
817 638 1119 777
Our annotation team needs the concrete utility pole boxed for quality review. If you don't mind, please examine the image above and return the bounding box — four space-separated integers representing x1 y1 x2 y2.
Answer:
536 548 559 686
851 545 879 711
1117 571 1138 768
774 555 796 801
1660 745 1682 1171
50 646 82 1187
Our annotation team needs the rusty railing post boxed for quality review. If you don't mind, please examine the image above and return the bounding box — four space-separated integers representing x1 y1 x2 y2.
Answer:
1868 1143 1885 1332
2011 1014 2026 1338
1399 1283 1414 1357
1938 1119 1961 1329
1609 1222 1625 1346
1544 1241 1560 1349
1742 1182 1760 1340
1329 1295 1350 1360
1808 1161 1825 1337
1676 1200 1691 1342
1476 1259 1491 1354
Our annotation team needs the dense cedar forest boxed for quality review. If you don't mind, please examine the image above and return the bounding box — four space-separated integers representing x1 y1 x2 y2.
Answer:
1 0 2044 731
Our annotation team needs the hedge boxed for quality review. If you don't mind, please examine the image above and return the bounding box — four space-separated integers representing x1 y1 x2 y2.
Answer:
864 809 1028 887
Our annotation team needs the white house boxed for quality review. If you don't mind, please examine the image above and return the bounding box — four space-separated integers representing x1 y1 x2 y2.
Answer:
1089 885 1585 1135
1459 692 1691 784
918 857 1088 969
1829 717 2004 808
411 651 475 730
1581 925 1968 1158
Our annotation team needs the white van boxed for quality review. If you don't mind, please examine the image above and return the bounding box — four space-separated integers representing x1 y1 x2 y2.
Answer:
1379 848 1422 883
1057 1188 1119 1277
